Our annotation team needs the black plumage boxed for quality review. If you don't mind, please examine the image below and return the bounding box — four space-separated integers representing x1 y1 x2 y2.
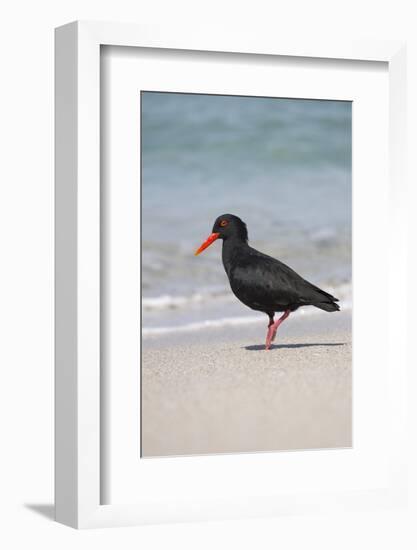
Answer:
195 213 339 349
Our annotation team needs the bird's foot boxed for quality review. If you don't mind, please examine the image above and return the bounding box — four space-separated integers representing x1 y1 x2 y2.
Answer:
267 326 278 347
265 325 275 350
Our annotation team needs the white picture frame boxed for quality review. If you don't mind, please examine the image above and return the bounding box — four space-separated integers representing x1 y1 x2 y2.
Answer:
55 21 407 529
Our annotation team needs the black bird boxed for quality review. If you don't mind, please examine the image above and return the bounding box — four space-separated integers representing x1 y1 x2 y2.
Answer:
195 214 339 350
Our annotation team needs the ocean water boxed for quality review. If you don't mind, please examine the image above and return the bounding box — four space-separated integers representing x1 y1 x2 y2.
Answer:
141 92 352 334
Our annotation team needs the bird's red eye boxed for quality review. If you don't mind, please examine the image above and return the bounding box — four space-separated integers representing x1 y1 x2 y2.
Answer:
220 220 228 227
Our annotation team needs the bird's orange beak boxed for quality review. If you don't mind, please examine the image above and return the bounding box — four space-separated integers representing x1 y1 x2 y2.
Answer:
194 232 220 256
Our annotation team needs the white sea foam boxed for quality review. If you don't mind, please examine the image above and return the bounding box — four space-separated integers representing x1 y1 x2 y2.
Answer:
142 315 262 336
142 289 232 311
142 294 352 338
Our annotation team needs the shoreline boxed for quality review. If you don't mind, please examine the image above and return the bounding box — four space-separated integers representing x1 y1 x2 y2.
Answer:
143 307 351 348
142 310 352 457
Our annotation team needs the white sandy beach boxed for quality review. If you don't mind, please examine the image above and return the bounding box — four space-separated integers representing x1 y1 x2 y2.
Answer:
142 310 352 457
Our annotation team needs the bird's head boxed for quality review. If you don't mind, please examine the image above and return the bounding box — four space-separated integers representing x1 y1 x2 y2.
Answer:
194 214 248 256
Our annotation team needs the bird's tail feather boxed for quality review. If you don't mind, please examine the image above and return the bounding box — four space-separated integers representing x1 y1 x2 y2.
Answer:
308 282 339 302
314 301 340 312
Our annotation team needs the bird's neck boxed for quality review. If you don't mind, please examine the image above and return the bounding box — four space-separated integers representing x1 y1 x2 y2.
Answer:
221 237 249 275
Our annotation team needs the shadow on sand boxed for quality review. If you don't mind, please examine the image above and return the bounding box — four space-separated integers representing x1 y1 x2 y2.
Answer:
244 342 346 351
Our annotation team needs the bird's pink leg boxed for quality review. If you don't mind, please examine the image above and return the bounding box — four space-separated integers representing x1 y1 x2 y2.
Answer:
271 309 290 342
265 310 291 350
265 316 275 350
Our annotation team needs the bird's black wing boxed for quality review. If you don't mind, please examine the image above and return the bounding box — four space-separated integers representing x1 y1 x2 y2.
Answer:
228 247 339 312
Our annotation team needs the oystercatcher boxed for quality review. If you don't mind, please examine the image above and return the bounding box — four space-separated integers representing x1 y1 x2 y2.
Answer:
195 214 339 350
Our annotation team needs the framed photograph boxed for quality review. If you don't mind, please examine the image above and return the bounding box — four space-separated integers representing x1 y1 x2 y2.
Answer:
55 21 407 528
